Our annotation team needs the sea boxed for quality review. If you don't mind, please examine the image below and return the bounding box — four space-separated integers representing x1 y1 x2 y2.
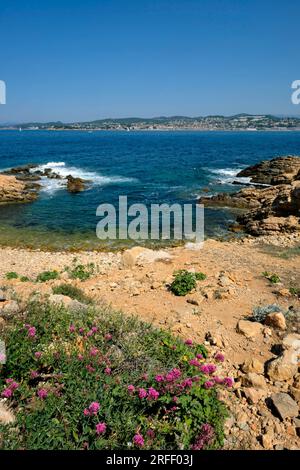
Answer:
0 130 299 250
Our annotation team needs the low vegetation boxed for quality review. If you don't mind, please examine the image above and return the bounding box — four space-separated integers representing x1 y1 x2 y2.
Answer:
36 271 60 283
0 300 229 450
170 270 207 296
52 283 92 304
66 262 95 281
262 272 281 284
5 272 18 280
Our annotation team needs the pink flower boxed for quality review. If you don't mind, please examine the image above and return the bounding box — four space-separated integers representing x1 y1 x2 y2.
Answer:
77 354 84 361
200 363 216 375
83 408 90 416
127 385 135 394
91 326 98 334
204 380 214 389
79 327 84 334
86 364 95 373
148 387 159 400
37 388 48 399
104 367 111 375
165 368 181 382
189 359 200 367
0 353 6 362
181 378 193 388
9 381 19 391
34 351 42 359
105 333 112 341
30 370 39 379
96 422 107 435
212 376 223 384
1 388 13 398
215 352 225 362
138 388 148 399
133 433 144 448
90 347 99 357
69 324 76 333
185 339 193 346
28 326 36 338
223 377 234 388
196 353 203 360
88 401 100 415
155 374 165 383
191 423 215 450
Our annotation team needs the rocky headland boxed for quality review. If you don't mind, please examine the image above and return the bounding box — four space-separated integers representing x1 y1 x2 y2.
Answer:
199 156 300 236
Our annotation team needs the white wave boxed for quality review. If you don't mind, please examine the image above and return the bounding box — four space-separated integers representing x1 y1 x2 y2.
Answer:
32 161 137 193
208 167 250 185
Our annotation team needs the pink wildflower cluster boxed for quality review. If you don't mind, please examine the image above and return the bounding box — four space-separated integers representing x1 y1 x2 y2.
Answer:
184 339 193 346
1 378 19 398
95 422 106 435
37 388 48 400
87 326 98 337
191 423 215 450
214 352 225 363
84 401 100 416
133 433 144 448
25 324 36 339
34 351 42 359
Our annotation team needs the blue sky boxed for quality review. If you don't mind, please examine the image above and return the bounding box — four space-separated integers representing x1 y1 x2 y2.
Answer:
0 0 299 123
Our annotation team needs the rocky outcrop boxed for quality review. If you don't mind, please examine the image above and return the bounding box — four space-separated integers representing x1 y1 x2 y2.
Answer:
66 175 87 193
0 175 38 204
236 156 300 185
199 156 300 236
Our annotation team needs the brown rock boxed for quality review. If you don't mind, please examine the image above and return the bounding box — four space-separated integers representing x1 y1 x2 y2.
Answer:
0 174 38 203
270 392 299 420
237 320 264 340
244 387 266 404
267 350 298 382
265 312 287 330
242 358 264 374
242 372 267 390
66 175 87 193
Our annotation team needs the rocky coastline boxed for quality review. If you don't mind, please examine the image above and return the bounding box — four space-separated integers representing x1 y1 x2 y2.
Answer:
0 164 89 203
199 156 300 236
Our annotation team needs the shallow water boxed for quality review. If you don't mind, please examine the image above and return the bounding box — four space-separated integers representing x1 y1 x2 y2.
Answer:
0 130 299 250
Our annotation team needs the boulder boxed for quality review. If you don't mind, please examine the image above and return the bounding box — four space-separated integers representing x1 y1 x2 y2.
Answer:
265 312 287 330
236 320 264 340
48 294 87 314
270 392 299 420
122 247 172 268
267 349 298 382
242 372 267 390
242 358 264 374
243 387 266 404
0 300 20 318
66 175 87 193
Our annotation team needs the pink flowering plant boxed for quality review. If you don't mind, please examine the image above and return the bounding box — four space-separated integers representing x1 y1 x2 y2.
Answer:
0 300 229 450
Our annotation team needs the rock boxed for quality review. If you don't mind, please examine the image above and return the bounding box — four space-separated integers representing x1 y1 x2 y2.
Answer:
0 174 38 203
242 358 264 374
48 294 87 314
0 289 6 302
267 350 298 382
236 320 264 340
243 387 266 404
205 331 224 348
261 432 274 449
122 247 172 268
276 288 292 298
270 392 299 420
282 333 300 352
66 175 87 193
199 156 300 236
0 300 20 318
265 312 286 330
242 372 267 390
0 402 15 425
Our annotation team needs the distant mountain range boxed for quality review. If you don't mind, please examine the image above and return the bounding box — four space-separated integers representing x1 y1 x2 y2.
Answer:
1 114 300 131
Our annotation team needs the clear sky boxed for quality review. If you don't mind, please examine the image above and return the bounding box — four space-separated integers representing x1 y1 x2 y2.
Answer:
0 0 299 123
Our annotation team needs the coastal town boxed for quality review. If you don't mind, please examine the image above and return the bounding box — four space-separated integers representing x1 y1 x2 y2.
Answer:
1 114 300 132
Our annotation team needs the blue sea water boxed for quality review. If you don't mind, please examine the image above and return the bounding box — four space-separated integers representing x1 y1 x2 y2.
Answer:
0 130 300 249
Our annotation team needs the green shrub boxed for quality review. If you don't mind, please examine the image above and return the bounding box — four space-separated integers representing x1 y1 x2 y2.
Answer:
170 270 206 296
52 284 92 304
252 304 283 323
36 271 59 283
289 287 300 297
20 276 30 283
67 263 95 281
0 301 228 450
262 272 281 284
5 272 18 280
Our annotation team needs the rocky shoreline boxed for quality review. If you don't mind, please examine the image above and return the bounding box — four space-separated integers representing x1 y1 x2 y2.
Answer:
199 156 300 236
0 164 89 203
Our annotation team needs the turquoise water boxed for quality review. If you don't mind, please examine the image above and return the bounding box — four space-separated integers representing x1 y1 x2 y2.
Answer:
0 130 299 250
